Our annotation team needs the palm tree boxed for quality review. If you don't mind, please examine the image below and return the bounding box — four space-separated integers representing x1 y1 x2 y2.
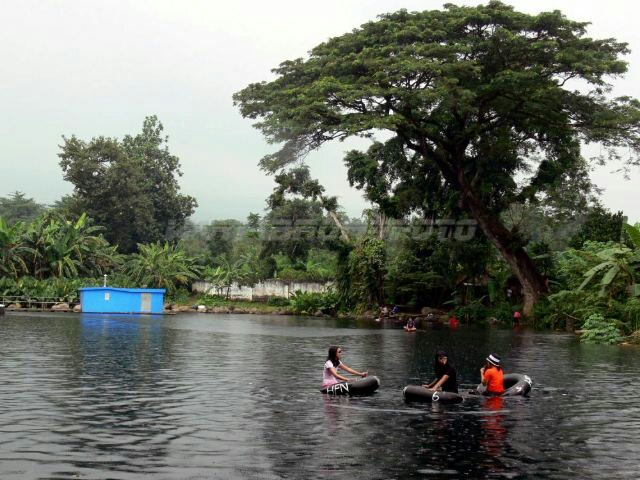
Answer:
204 254 246 299
125 242 201 295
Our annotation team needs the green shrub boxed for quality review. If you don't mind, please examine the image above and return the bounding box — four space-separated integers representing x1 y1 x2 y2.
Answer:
580 313 623 344
196 294 228 307
621 298 640 332
289 290 339 315
168 287 190 305
544 290 608 330
266 297 291 307
451 298 488 323
0 276 91 303
531 297 554 328
486 302 517 324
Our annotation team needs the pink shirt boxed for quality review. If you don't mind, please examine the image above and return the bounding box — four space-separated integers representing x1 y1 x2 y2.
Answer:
323 359 341 387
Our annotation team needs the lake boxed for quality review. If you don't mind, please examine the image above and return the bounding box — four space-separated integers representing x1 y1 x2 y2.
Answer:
1 312 639 479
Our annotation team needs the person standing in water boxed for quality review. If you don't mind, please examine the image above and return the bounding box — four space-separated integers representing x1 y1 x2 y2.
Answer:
512 311 522 326
322 346 368 389
423 350 458 393
480 353 504 394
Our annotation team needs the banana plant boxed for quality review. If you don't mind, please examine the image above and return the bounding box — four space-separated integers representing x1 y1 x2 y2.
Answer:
578 246 639 298
125 242 201 295
624 223 640 297
23 212 117 278
0 216 32 278
625 223 640 249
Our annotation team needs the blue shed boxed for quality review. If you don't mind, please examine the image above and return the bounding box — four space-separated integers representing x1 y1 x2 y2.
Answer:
79 287 166 314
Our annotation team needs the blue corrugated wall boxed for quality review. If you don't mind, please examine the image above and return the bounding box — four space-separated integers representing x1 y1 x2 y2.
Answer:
79 287 165 314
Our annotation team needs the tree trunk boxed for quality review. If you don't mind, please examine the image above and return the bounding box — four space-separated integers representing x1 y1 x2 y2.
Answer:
378 212 386 239
459 176 548 318
327 210 351 242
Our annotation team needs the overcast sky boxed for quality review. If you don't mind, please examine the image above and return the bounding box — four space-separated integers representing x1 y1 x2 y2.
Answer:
1 0 638 223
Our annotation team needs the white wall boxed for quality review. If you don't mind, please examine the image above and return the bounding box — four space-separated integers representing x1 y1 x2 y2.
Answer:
192 279 332 301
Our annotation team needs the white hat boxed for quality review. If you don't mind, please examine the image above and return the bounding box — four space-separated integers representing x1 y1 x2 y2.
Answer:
486 354 501 367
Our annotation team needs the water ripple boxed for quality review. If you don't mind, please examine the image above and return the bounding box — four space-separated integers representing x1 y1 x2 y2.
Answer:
1 313 639 479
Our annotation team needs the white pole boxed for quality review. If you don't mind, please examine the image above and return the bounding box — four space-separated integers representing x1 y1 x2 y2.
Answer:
103 274 107 287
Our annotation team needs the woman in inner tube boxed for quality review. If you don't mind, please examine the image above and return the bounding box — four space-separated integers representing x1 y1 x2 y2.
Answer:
423 350 458 393
480 353 504 395
322 346 368 389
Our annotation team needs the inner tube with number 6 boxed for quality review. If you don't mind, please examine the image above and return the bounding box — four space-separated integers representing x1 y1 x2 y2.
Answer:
403 385 463 404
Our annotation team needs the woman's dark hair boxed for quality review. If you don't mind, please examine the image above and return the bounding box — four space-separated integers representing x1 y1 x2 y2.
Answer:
327 346 341 367
434 350 451 377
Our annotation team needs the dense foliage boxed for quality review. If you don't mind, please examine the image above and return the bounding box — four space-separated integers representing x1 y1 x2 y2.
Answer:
124 242 202 296
234 1 640 315
58 116 197 253
579 314 624 345
0 212 118 279
289 290 340 315
0 212 200 301
2 4 639 345
0 192 47 225
539 224 640 341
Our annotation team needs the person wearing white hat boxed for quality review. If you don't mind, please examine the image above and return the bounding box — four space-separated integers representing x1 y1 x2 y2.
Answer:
480 353 504 394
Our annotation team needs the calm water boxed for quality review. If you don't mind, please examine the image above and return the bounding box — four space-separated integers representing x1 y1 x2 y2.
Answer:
1 312 639 479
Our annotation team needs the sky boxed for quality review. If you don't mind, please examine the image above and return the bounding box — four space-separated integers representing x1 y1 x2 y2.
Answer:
1 0 639 224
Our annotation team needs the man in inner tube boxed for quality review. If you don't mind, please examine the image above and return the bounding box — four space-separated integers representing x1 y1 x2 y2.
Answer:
480 354 504 395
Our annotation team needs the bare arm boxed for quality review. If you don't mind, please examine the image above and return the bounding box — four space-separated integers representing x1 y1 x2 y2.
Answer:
423 379 437 389
431 374 450 391
339 362 368 378
328 366 351 383
480 367 488 386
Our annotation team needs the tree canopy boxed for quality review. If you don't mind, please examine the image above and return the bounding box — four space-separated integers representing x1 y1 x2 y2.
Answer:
0 192 47 225
234 1 640 314
58 116 197 253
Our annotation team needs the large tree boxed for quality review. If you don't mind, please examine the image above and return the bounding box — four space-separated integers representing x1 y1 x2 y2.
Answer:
260 166 347 271
0 192 47 225
569 205 625 249
234 1 640 315
59 116 197 253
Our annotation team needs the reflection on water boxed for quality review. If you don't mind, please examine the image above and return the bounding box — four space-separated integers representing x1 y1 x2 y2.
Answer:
1 312 640 479
479 396 507 472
